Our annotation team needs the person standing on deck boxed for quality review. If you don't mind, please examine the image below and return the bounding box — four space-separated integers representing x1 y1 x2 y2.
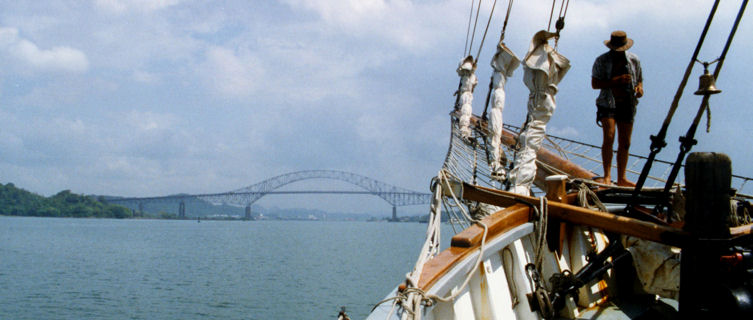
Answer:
592 31 643 186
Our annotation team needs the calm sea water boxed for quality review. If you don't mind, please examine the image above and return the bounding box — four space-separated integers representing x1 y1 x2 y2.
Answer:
0 216 453 319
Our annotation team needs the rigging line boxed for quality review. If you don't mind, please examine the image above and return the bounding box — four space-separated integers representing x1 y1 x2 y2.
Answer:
464 0 476 57
500 0 514 40
548 0 556 31
553 0 569 47
711 0 747 80
558 0 570 20
476 0 500 63
630 0 720 198
469 0 484 58
481 0 513 120
660 0 748 197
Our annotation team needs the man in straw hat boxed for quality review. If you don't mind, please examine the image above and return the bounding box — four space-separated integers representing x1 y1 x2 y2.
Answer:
592 30 643 186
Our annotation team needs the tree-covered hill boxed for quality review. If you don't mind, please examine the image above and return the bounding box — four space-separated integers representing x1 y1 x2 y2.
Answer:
0 183 132 218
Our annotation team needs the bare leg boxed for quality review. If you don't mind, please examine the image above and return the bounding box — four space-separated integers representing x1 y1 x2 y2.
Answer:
601 117 616 185
616 121 635 187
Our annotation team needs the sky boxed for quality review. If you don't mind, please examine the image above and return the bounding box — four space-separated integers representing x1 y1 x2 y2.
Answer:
0 0 751 214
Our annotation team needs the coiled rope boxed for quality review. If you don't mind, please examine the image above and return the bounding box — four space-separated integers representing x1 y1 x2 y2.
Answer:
373 169 490 320
574 180 608 212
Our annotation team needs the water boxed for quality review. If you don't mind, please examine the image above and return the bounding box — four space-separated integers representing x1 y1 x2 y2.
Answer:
0 216 452 319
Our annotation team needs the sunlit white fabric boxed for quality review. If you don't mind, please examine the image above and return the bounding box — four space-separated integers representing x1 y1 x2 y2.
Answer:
489 43 520 178
509 31 570 195
457 56 477 139
623 237 680 299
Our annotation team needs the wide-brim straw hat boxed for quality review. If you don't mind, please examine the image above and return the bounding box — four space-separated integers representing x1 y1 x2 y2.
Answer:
604 30 633 51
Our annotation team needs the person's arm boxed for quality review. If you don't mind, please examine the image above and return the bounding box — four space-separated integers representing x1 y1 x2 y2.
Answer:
635 82 643 98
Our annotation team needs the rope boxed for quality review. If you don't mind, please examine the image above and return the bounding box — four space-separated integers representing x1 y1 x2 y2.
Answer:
554 0 570 47
533 196 549 270
631 0 721 197
475 0 500 62
547 0 556 32
500 0 514 41
428 220 489 303
389 173 447 320
481 0 514 120
660 0 748 198
440 170 474 222
378 190 489 319
558 0 570 20
464 0 475 57
443 116 501 194
382 157 496 318
575 180 608 212
468 0 483 58
503 122 752 193
705 104 712 133
501 247 520 307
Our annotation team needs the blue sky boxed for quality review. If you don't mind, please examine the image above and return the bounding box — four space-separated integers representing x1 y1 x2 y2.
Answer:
0 0 751 213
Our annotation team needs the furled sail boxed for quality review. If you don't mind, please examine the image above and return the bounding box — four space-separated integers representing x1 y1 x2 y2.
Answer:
488 42 521 178
457 55 478 140
508 30 570 195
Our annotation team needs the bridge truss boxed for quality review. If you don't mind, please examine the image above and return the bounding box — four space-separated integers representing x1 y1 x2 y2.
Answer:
107 170 432 218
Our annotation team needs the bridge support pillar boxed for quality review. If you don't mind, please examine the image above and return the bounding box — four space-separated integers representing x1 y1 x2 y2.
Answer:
245 205 251 220
179 201 186 219
392 206 397 222
138 203 144 217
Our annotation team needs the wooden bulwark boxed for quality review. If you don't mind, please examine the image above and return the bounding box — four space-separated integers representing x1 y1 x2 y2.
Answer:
418 204 531 290
451 204 531 248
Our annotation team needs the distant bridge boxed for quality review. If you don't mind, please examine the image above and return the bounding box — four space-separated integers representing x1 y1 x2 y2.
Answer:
106 170 432 219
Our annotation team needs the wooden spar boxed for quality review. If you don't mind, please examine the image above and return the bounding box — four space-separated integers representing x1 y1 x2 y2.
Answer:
731 223 753 237
463 111 596 189
459 182 690 246
500 128 596 181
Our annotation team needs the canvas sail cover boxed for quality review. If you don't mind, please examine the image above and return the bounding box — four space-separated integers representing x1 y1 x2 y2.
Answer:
457 56 478 139
509 31 570 195
489 42 521 177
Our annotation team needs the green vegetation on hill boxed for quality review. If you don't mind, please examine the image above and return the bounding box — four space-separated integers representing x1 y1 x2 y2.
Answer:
0 183 132 218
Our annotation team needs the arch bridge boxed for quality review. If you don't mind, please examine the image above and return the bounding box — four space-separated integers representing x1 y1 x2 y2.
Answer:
107 170 432 220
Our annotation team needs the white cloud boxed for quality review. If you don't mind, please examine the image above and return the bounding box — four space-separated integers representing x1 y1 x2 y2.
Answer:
282 0 464 52
132 70 160 84
0 27 88 73
548 126 580 138
201 46 265 97
123 110 178 132
534 0 733 39
0 27 19 46
1 0 751 199
94 0 182 14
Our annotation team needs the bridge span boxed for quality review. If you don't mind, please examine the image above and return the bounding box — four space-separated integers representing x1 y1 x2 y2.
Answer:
106 170 432 220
